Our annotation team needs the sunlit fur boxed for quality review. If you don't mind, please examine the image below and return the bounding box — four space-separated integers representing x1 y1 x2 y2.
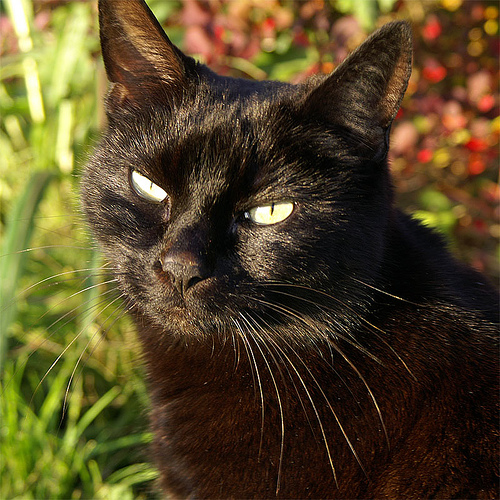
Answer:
81 1 499 498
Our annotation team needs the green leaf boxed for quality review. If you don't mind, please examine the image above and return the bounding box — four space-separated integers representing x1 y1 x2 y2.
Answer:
378 0 397 14
48 3 92 107
0 170 55 371
419 189 453 212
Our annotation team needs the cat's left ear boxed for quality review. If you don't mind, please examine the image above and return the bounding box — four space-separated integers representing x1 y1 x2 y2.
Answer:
301 21 412 151
98 0 193 111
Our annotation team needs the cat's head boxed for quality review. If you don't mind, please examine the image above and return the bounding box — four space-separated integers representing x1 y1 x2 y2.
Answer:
82 0 412 340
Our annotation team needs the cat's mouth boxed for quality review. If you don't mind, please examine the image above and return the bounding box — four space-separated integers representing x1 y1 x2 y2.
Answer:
131 264 261 337
148 276 234 337
149 263 230 327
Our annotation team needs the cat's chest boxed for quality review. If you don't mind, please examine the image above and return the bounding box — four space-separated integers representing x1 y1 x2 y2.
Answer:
142 339 390 498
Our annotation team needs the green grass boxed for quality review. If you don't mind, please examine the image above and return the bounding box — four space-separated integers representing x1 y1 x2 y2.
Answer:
1 1 159 497
1 0 497 498
1 355 156 499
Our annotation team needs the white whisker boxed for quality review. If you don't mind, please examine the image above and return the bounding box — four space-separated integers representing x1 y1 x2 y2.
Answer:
231 316 266 458
238 312 287 494
61 292 128 417
263 283 416 380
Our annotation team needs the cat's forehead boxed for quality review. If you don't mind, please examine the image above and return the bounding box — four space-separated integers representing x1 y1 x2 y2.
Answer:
107 78 323 209
179 80 294 130
159 85 294 168
146 113 285 218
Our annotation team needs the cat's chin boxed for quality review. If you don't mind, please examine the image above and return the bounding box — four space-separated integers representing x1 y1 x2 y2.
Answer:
131 281 230 337
138 305 230 339
161 307 203 332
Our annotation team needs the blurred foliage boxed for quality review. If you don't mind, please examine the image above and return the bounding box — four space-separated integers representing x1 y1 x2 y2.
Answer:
0 0 498 497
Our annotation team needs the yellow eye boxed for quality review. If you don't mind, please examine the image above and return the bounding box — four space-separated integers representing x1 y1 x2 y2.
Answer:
247 202 294 225
130 170 167 203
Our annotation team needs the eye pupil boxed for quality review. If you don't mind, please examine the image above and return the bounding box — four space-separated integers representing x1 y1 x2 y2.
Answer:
246 202 294 225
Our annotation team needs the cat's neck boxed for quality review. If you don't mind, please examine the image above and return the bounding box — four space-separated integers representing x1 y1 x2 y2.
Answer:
138 319 390 497
135 305 497 498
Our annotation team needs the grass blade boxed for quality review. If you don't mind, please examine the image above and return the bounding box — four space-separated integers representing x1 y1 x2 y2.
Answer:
0 170 55 371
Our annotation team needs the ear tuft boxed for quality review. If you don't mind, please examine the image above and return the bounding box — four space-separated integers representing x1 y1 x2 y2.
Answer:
98 0 190 111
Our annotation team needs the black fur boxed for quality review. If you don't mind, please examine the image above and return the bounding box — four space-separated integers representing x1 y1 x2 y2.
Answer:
82 1 499 498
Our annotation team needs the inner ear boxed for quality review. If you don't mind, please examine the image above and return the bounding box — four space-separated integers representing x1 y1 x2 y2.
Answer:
377 27 413 127
98 0 191 110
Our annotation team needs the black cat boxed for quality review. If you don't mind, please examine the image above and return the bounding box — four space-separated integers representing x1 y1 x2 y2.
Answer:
82 0 499 498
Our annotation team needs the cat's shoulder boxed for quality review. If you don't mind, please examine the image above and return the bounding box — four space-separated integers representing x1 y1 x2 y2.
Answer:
388 210 499 322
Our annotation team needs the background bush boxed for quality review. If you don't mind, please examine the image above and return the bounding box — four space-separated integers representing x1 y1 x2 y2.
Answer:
1 0 498 498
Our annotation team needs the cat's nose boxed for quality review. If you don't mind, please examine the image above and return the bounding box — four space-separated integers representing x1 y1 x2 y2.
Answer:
159 249 207 297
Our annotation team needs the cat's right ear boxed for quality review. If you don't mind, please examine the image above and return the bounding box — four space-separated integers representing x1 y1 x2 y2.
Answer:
98 0 191 112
